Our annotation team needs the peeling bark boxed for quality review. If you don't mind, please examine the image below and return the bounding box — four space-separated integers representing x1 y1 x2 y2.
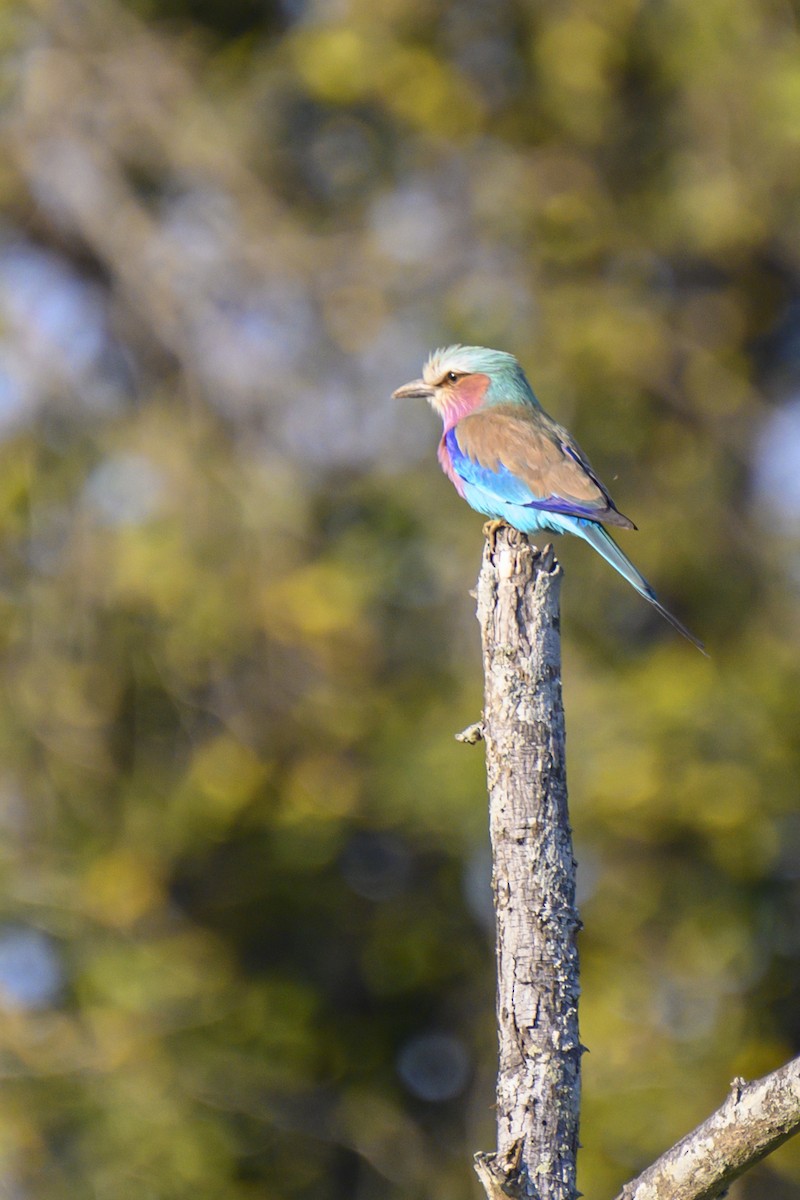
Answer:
470 527 581 1200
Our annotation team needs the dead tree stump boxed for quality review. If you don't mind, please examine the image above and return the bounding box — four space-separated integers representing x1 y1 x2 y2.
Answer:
467 527 581 1200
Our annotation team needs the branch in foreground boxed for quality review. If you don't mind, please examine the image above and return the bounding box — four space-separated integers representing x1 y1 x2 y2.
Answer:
470 528 581 1200
616 1055 800 1200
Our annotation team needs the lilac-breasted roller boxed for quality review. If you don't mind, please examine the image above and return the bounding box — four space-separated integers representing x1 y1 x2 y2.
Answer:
393 345 705 652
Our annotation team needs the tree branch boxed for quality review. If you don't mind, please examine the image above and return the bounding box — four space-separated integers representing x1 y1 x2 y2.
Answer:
615 1056 800 1200
470 527 581 1200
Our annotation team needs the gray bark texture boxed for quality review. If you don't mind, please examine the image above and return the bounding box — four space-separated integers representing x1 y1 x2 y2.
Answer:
469 527 581 1200
615 1056 800 1200
464 530 800 1200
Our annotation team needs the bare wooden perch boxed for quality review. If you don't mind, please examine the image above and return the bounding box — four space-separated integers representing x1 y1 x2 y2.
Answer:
615 1055 800 1200
464 527 800 1200
468 526 581 1200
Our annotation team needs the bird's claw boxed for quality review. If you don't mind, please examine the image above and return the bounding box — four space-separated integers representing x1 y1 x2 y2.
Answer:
482 519 508 553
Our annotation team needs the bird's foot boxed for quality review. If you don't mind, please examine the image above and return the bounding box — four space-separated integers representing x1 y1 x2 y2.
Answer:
482 519 509 553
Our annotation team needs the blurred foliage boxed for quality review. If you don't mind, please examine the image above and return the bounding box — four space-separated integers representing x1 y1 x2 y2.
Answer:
0 0 797 1197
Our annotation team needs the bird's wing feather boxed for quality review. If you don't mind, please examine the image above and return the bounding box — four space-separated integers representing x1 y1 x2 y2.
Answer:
448 406 635 528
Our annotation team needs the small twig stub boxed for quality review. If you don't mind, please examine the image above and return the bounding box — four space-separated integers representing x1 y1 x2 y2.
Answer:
455 721 485 744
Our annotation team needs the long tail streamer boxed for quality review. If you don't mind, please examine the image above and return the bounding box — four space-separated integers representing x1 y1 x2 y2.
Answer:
574 521 707 655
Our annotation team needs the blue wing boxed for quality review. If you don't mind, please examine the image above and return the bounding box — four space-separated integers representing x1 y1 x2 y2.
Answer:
444 426 618 522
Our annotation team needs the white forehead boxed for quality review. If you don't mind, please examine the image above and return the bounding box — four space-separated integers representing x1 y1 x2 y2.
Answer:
421 344 519 384
422 345 473 384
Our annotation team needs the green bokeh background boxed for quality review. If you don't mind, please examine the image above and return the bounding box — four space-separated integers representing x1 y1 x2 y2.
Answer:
0 0 798 1196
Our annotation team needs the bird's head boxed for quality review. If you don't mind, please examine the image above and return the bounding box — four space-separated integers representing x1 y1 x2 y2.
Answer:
392 345 538 427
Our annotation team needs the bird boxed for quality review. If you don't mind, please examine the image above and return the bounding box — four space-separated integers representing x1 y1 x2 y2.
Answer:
392 344 705 653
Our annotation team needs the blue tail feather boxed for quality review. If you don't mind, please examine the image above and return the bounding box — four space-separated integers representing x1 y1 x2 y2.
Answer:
458 485 706 652
569 520 706 654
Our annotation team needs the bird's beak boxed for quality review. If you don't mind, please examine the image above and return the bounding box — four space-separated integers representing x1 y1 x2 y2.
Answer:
392 378 435 401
